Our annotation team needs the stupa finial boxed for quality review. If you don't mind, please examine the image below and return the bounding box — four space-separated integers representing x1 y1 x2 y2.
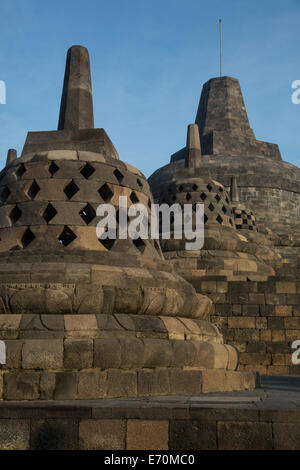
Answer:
185 124 202 168
58 45 94 130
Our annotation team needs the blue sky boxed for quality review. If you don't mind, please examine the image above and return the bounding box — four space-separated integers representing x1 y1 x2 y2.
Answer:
0 0 299 177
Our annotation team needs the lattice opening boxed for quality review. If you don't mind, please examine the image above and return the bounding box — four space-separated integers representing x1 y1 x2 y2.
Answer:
229 219 233 226
64 180 79 199
137 178 143 188
27 180 40 200
215 194 221 202
178 185 183 192
133 237 146 254
218 186 224 193
222 205 227 214
208 203 214 212
49 162 59 177
79 203 96 225
43 203 58 223
58 226 77 246
80 163 95 179
0 186 10 204
98 236 115 250
130 191 139 204
216 215 223 224
192 184 198 191
186 193 191 201
200 192 207 201
0 170 7 182
207 184 212 192
15 164 26 180
98 183 113 202
21 228 35 248
204 214 208 224
9 205 22 225
113 169 124 183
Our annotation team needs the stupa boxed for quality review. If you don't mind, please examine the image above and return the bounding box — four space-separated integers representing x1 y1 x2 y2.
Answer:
0 47 256 402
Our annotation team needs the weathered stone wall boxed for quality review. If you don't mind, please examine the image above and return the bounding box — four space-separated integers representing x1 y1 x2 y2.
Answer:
0 401 299 450
199 277 300 375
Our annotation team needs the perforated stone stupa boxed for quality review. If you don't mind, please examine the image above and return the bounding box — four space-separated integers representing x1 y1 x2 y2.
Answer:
0 47 256 401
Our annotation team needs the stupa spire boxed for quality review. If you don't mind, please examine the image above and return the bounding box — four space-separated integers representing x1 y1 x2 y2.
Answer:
58 45 94 130
185 124 202 168
230 176 240 203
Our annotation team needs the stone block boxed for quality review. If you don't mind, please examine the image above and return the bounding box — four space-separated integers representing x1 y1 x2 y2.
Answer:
77 370 106 399
143 338 172 367
119 338 144 368
54 372 77 399
107 370 137 398
228 317 255 329
276 282 297 294
217 422 272 450
169 420 217 450
137 368 171 396
64 339 93 369
275 306 292 317
22 339 63 369
126 420 169 450
79 420 125 450
169 369 202 395
3 371 40 400
0 420 30 450
40 372 56 399
273 423 300 450
94 338 121 369
31 419 78 450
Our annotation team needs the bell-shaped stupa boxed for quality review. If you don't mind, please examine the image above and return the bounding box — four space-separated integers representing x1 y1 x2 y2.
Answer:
0 47 256 400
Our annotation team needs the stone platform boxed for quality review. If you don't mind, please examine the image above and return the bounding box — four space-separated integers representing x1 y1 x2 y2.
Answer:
1 375 300 450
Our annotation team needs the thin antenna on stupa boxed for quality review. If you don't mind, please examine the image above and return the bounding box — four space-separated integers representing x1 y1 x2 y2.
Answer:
219 19 222 77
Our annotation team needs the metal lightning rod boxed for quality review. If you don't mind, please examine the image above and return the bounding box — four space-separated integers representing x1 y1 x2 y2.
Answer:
219 18 222 77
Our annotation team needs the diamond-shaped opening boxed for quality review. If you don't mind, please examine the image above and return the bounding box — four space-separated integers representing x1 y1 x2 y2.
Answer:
204 214 208 224
186 193 191 201
192 184 198 191
79 203 96 225
137 178 143 188
215 194 221 202
200 192 207 201
21 227 35 248
49 161 59 177
0 170 7 182
15 164 26 180
0 186 10 204
133 237 146 254
58 226 77 246
43 203 58 223
192 202 197 211
218 186 224 193
225 197 229 203
130 191 139 204
113 168 124 183
208 203 214 212
178 185 183 192
229 218 233 226
98 183 113 202
98 236 115 250
9 205 22 225
222 205 227 214
80 163 95 179
64 180 79 199
207 184 212 192
216 215 223 224
27 180 40 200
